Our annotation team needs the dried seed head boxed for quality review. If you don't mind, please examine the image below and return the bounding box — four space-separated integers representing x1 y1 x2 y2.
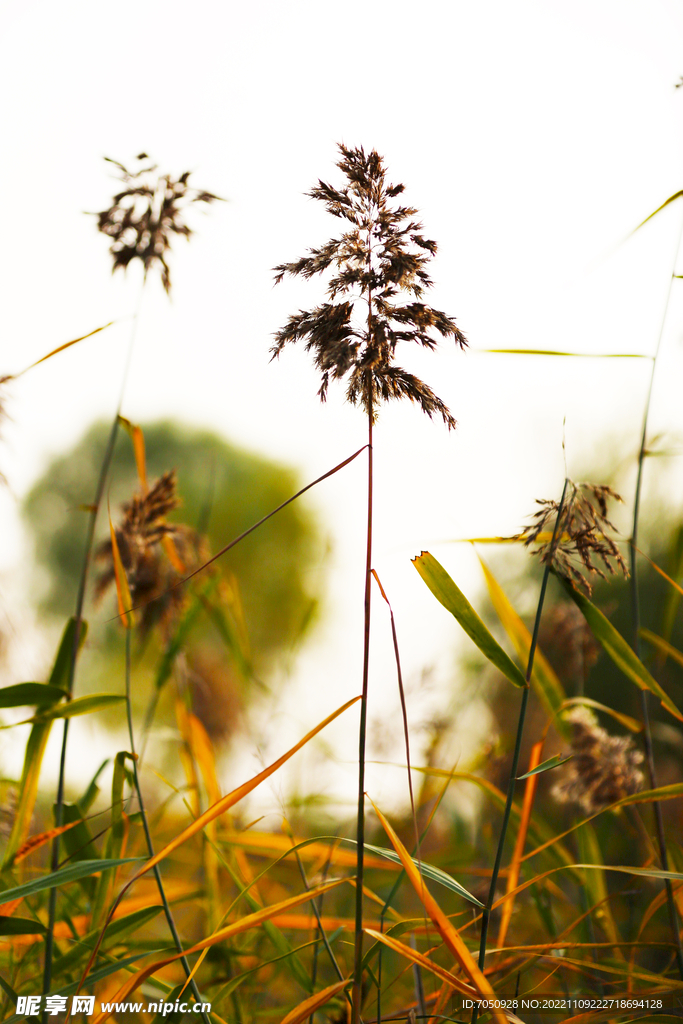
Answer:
273 144 466 425
94 154 222 294
94 471 208 634
552 706 644 814
515 482 628 594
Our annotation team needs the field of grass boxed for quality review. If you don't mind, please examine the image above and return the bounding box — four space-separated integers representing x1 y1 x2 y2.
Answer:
2 147 683 1024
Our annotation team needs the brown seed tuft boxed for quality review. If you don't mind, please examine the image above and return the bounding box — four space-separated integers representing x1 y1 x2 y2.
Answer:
94 154 223 294
272 144 466 426
94 471 208 634
552 706 644 814
515 482 628 594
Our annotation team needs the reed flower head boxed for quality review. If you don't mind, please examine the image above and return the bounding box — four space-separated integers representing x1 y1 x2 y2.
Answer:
516 482 628 594
272 144 467 425
95 470 206 634
94 153 222 293
552 706 644 814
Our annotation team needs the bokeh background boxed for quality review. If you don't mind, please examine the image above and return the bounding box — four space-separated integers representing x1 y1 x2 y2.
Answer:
2 0 683 825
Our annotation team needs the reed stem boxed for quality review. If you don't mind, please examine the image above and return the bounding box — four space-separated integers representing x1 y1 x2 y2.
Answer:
353 392 374 1024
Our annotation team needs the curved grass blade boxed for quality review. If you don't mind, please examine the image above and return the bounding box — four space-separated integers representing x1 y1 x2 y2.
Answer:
76 697 361 995
481 348 650 358
85 879 347 1024
5 694 125 728
357 842 483 907
564 583 683 722
0 917 46 936
479 556 568 729
413 551 526 689
364 928 476 996
641 629 683 670
109 512 135 628
0 684 67 708
517 753 572 780
370 799 505 1022
634 189 683 231
498 742 543 950
279 980 349 1024
0 859 141 909
9 323 114 379
559 697 642 733
1 620 87 869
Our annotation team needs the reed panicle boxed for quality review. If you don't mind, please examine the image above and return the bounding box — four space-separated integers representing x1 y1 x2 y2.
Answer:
274 143 466 1024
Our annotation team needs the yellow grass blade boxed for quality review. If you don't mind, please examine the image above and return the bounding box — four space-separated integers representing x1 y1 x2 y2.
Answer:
370 799 505 1023
365 928 476 996
641 629 683 670
560 697 642 733
279 980 349 1024
497 740 543 950
219 829 391 870
87 879 346 1023
479 556 567 730
109 512 134 628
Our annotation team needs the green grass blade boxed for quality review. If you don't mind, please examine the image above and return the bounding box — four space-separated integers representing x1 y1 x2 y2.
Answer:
362 842 484 906
565 583 683 722
0 916 46 935
412 551 526 689
481 348 650 358
0 859 141 906
0 684 67 708
517 753 572 779
634 189 683 231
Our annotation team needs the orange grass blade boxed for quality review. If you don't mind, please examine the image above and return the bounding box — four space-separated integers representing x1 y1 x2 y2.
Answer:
87 879 346 1024
279 979 349 1024
496 740 543 950
370 799 505 1022
108 513 134 628
11 323 114 378
365 928 476 996
132 695 360 880
76 697 361 1000
14 819 83 863
117 416 147 491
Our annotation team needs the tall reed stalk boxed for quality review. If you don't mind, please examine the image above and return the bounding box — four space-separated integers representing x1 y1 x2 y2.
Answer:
272 144 466 1022
42 153 221 1010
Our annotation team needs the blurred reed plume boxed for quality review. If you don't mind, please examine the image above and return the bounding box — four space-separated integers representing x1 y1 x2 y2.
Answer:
272 143 467 423
516 482 628 594
95 469 207 634
95 153 222 293
553 705 644 814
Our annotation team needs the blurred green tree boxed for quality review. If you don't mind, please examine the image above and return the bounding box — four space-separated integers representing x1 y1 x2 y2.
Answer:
23 420 324 738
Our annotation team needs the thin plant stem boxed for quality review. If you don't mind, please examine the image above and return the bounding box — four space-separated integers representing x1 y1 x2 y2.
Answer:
109 445 368 623
123 629 210 1024
371 570 427 1020
472 477 571 1022
42 278 144 1009
353 388 374 1024
630 211 683 981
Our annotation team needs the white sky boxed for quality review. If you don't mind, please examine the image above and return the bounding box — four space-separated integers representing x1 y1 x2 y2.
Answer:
1 0 683 818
